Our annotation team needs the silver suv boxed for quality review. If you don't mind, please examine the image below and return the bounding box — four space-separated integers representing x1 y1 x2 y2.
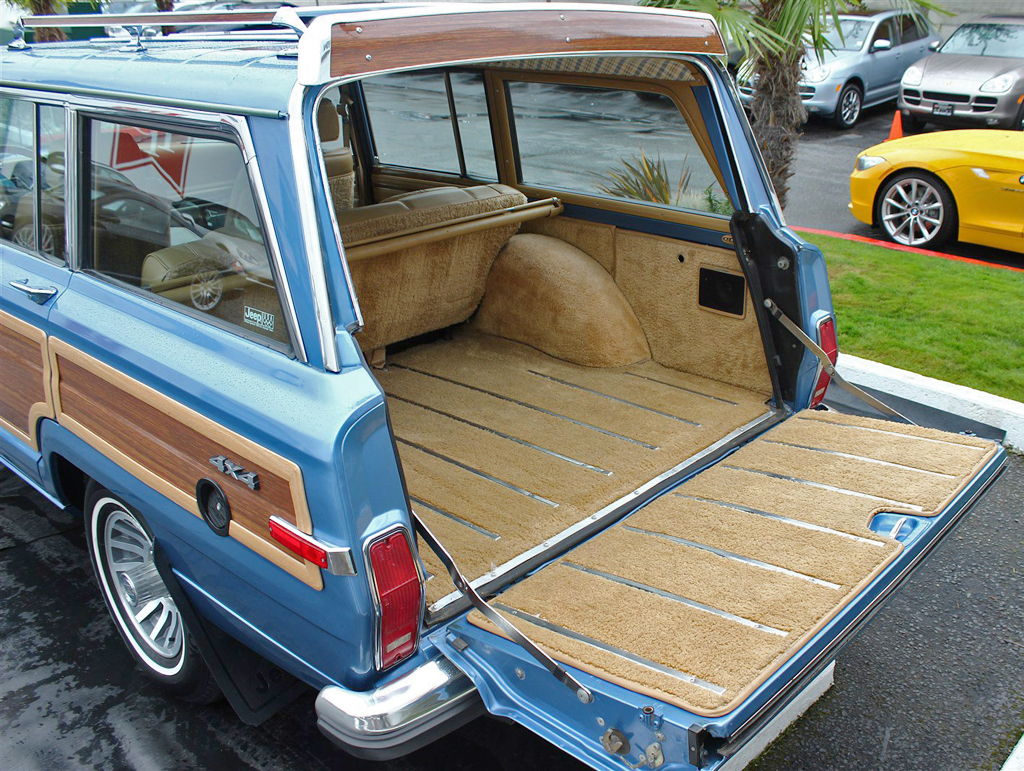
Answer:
898 15 1024 131
740 10 940 129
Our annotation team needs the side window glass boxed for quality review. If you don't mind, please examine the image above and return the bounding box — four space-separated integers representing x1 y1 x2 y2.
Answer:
363 72 461 174
84 120 291 349
506 81 733 217
0 98 36 252
449 71 498 180
873 19 898 47
0 98 66 262
900 14 923 44
362 70 497 179
39 105 66 261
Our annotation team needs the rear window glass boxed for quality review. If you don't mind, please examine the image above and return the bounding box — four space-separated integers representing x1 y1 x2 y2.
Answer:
83 120 291 349
506 81 733 217
362 70 497 179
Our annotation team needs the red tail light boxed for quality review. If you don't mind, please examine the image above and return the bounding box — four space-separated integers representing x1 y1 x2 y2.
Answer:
810 316 838 408
368 531 421 669
269 517 328 568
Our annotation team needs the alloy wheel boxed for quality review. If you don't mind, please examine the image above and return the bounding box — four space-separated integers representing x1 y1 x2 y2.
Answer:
103 508 183 661
880 178 943 246
190 270 223 311
840 88 861 126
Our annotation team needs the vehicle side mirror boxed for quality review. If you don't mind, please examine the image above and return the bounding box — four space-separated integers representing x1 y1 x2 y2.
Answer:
871 38 892 52
928 40 940 51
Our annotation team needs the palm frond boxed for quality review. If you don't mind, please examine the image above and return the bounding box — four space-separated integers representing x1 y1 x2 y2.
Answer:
593 149 695 208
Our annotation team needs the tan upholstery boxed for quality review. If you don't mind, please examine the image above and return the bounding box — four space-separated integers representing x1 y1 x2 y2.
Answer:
318 99 356 212
474 234 650 367
337 185 521 233
339 184 527 352
141 232 288 344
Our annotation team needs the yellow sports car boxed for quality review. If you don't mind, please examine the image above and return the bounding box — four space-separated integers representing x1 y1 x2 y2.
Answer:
849 130 1024 253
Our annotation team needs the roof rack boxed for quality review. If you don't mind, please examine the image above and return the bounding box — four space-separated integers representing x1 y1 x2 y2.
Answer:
11 7 309 49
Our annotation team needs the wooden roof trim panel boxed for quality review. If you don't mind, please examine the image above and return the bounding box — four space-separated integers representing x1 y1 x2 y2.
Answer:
313 8 724 82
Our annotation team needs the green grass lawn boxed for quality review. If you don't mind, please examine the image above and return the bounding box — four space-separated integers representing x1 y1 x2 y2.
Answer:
802 233 1024 404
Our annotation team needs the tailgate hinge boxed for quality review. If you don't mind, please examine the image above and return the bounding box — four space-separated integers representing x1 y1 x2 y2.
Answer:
764 298 916 425
413 512 594 705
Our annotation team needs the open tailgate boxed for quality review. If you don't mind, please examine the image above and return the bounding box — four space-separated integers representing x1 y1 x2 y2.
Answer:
429 408 1006 770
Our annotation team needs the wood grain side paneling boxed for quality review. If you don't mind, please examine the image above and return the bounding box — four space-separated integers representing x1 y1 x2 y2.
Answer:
330 10 725 78
50 339 322 589
0 311 54 450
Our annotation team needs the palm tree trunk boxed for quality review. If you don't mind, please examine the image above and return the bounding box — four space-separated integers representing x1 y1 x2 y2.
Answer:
156 0 175 36
29 0 66 42
749 0 806 210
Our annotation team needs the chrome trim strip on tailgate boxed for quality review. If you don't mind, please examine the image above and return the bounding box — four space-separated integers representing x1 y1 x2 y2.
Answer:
674 493 888 547
620 526 842 590
562 562 789 636
427 409 784 618
492 602 728 695
722 465 925 512
763 439 957 478
712 448 1007 756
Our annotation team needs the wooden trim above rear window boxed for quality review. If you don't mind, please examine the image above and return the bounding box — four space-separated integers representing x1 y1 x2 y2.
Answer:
330 9 725 78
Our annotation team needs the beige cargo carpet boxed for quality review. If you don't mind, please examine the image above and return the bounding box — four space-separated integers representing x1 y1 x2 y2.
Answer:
375 331 772 606
469 409 998 715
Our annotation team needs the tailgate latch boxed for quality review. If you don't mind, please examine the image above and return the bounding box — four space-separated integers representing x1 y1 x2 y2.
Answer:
688 723 710 769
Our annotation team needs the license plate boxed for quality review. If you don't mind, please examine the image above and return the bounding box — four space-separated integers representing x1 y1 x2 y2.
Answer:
932 102 954 116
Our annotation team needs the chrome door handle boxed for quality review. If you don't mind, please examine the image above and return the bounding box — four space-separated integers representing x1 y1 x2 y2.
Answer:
8 280 58 305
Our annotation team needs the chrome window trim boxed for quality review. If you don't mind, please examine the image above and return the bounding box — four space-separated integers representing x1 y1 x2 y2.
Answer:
363 523 426 672
708 57 786 222
309 86 364 335
64 105 79 270
289 83 344 371
2 86 308 364
0 80 285 120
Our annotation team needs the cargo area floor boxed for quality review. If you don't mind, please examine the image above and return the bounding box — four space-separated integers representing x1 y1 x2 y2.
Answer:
469 409 998 715
376 331 773 606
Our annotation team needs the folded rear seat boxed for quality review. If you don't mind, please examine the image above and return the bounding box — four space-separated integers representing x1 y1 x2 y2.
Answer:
337 184 528 353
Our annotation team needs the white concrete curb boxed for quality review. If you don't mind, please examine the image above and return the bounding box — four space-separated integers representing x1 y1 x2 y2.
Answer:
1003 732 1024 771
836 354 1024 450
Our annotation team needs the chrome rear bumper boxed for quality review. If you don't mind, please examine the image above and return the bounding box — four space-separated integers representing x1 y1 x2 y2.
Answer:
315 656 482 760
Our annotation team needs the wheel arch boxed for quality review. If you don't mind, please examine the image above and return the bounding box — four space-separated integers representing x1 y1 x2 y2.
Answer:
49 452 90 513
845 75 865 94
870 165 956 227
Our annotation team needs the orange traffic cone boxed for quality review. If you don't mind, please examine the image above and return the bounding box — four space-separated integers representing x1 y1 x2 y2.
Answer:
886 111 903 141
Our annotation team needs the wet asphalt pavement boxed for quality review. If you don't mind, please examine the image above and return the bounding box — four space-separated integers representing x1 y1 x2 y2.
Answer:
2 441 1022 771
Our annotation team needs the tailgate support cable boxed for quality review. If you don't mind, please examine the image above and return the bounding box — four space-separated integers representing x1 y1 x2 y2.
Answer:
764 299 916 425
413 513 594 705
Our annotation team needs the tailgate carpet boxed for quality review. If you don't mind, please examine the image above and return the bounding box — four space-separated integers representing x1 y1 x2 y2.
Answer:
376 332 772 606
470 409 997 715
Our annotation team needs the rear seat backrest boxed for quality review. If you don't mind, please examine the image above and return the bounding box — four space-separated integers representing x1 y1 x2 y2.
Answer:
318 99 356 212
338 184 527 353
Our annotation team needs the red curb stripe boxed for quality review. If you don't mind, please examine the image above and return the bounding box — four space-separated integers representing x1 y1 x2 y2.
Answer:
794 226 1024 274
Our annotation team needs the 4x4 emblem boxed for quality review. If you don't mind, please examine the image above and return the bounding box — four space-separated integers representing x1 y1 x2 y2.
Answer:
209 455 260 490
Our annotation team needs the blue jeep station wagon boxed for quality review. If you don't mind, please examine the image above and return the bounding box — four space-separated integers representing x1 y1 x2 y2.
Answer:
0 5 1007 770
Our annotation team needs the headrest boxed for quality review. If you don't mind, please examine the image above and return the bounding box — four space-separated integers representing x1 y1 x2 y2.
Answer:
317 100 340 142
